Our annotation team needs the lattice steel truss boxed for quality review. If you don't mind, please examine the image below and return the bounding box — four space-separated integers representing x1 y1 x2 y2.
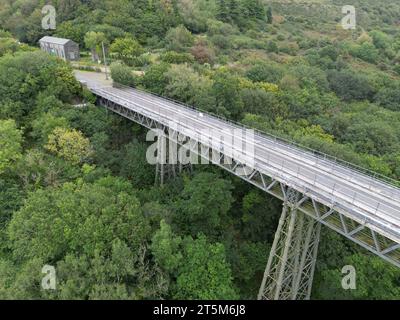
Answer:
96 91 400 299
258 188 321 300
154 136 193 185
154 133 177 185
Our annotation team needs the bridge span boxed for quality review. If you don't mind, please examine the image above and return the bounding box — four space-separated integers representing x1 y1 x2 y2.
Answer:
75 71 400 300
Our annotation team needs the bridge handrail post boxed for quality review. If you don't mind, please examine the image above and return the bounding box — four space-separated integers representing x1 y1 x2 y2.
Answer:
109 82 400 191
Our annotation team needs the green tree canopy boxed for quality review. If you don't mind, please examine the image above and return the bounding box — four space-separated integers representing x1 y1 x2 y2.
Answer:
45 127 94 165
0 119 23 174
151 221 238 299
165 25 194 52
110 37 144 65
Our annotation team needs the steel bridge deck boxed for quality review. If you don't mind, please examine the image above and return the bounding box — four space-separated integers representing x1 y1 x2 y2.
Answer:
75 71 400 268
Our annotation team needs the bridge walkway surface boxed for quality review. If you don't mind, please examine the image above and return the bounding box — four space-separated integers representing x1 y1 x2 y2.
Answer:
74 71 400 269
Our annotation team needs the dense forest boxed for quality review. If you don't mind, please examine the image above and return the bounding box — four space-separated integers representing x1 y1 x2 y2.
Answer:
0 0 399 299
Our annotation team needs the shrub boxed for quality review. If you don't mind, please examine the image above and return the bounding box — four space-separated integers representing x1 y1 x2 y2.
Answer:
266 40 279 53
131 54 151 68
350 43 380 64
246 63 284 84
210 35 231 50
165 25 194 52
191 40 216 65
110 62 137 87
394 64 400 75
327 70 375 101
161 51 194 64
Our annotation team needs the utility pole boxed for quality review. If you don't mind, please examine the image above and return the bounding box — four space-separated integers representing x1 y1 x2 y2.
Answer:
102 41 109 80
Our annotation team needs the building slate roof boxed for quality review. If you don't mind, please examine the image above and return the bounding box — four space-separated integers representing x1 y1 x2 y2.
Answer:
39 36 73 45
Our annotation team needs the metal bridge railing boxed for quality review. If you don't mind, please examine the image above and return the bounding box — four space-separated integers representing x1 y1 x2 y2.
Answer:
94 87 400 236
110 82 400 193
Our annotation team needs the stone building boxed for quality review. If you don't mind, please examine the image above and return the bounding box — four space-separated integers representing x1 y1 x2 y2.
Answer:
39 36 80 61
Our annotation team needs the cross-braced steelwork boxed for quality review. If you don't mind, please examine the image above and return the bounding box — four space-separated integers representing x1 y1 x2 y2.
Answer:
155 159 177 186
94 87 400 260
92 85 400 268
75 71 400 300
154 133 177 185
258 188 321 300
